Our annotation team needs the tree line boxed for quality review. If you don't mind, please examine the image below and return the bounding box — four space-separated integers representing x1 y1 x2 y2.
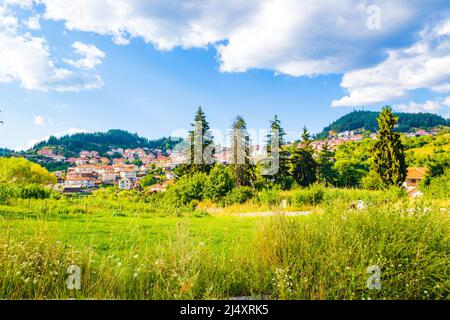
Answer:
175 106 408 190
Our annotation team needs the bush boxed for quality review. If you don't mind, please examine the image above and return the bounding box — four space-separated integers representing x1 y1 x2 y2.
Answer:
257 187 281 206
291 184 325 207
224 186 254 206
0 157 56 185
422 170 450 199
15 184 53 199
204 165 234 202
361 171 385 190
162 172 208 208
0 184 15 203
0 183 53 202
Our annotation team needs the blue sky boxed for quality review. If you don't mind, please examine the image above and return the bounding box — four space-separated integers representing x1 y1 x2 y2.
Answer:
1 0 450 150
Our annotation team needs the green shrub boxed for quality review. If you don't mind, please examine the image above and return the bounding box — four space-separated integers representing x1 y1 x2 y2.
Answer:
423 170 450 199
0 183 53 202
0 157 56 185
0 184 15 203
204 165 234 202
224 186 254 206
257 187 281 206
291 184 325 207
15 184 53 199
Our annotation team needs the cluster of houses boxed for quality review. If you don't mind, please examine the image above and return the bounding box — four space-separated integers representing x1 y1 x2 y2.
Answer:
405 129 438 138
309 128 439 152
56 162 175 194
36 147 67 162
45 148 178 194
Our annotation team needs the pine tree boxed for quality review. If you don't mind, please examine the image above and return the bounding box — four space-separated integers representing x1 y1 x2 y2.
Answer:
229 115 254 187
317 141 337 186
289 127 317 187
263 115 290 188
301 126 312 147
372 106 407 187
185 106 215 175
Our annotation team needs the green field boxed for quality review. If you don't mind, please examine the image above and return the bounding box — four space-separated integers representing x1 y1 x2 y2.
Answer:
0 197 448 300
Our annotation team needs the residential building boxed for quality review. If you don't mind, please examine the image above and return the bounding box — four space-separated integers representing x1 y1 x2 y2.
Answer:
120 169 137 181
64 176 95 188
403 167 427 197
37 148 54 157
118 178 132 190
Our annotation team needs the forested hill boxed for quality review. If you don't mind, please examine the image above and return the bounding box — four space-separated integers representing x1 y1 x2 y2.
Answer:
31 129 182 157
317 111 449 139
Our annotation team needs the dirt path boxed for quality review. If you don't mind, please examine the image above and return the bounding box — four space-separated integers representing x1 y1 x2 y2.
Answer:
236 211 311 217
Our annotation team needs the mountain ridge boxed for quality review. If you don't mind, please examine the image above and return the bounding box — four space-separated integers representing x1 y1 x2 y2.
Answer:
31 129 182 157
316 110 449 139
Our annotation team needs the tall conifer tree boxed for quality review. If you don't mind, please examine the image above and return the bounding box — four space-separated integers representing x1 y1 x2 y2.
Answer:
263 115 290 188
230 115 254 187
289 127 317 187
182 106 215 175
372 106 407 187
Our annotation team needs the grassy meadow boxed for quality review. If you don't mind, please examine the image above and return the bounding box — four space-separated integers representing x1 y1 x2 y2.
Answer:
0 192 448 300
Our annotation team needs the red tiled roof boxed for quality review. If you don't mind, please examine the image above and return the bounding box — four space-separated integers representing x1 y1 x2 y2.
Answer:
407 167 427 180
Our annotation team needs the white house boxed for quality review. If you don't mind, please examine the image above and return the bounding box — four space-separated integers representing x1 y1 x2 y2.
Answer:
120 169 137 181
64 177 95 188
118 178 132 190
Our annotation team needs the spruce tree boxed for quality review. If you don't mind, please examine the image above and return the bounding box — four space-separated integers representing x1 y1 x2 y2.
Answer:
229 115 254 187
185 106 215 175
372 106 407 187
317 141 337 186
263 115 290 188
289 127 317 187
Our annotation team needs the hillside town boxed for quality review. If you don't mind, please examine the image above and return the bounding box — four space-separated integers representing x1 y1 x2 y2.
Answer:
38 147 176 194
31 127 440 195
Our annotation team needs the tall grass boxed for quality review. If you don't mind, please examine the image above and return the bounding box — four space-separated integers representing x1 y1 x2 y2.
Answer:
0 199 448 300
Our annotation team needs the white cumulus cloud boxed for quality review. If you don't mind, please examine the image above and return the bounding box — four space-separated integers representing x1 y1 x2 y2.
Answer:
332 19 450 107
0 3 105 92
38 0 446 76
394 97 450 113
65 42 105 69
2 0 450 106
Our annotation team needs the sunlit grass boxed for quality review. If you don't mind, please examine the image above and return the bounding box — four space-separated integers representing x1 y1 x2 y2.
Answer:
0 196 448 300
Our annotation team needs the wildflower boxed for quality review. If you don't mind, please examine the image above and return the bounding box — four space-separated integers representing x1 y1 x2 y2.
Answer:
133 273 139 279
133 254 139 259
180 280 193 293
155 259 164 273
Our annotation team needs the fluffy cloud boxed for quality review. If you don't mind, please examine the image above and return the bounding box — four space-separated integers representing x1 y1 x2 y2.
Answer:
26 15 40 30
0 3 104 92
2 0 450 105
395 97 450 113
332 19 450 107
33 114 46 126
65 42 105 69
38 0 448 77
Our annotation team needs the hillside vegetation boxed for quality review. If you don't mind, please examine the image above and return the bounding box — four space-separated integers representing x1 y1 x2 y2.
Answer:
31 129 182 157
317 110 449 138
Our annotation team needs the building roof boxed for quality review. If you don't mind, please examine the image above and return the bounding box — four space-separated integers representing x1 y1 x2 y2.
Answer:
407 167 427 180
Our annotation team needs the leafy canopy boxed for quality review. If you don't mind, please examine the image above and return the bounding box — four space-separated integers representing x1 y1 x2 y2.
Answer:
0 157 56 185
